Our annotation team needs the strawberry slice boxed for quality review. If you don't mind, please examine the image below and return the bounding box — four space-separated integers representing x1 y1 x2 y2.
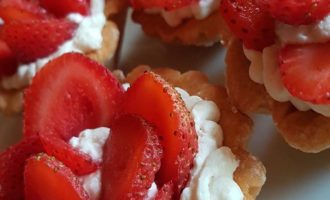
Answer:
39 0 90 18
130 0 197 11
0 39 18 78
1 18 77 63
120 72 198 196
154 182 174 200
0 136 43 200
24 153 90 200
220 0 276 51
0 0 49 23
279 42 330 104
257 0 330 25
101 114 162 199
24 53 125 175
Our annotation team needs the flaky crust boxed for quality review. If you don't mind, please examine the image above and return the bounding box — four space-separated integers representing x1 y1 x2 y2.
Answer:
226 39 330 153
225 39 274 114
132 10 232 46
125 65 266 200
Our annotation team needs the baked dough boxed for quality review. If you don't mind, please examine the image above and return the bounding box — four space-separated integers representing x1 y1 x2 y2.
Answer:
125 65 266 200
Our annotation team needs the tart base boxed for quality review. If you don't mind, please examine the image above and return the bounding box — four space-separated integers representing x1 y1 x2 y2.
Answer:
125 65 266 200
132 10 232 46
226 39 330 153
225 39 274 114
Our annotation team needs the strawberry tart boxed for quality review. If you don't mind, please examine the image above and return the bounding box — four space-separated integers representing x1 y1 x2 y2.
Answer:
0 53 265 200
0 0 126 114
129 0 232 46
221 0 330 152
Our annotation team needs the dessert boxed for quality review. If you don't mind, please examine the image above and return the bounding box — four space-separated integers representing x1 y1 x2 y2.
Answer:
129 0 232 46
221 0 330 152
0 0 125 114
0 53 265 199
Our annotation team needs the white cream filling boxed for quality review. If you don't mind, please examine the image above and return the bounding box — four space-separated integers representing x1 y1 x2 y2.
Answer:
1 0 106 90
145 0 221 27
176 87 243 200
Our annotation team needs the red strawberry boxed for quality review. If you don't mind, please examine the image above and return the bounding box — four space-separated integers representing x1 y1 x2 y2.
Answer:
121 72 198 196
279 42 330 104
39 0 90 18
1 19 77 63
0 39 18 78
0 0 49 23
130 0 197 11
101 114 163 200
154 182 174 200
0 136 44 200
257 0 330 25
220 0 276 51
24 153 90 200
24 53 125 175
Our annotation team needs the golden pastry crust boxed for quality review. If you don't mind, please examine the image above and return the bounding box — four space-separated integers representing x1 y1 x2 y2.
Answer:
125 65 266 200
132 10 232 46
225 39 274 114
272 101 330 153
226 39 330 153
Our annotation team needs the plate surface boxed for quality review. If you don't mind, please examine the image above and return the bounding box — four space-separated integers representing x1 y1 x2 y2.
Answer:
1 11 330 200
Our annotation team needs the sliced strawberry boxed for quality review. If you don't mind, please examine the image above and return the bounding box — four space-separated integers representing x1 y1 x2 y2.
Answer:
101 114 162 199
279 42 330 104
0 39 18 78
257 0 330 25
1 18 77 63
0 0 49 23
120 72 198 196
154 182 174 200
220 0 276 51
0 136 43 200
24 53 125 174
130 0 197 11
24 153 90 200
39 0 90 18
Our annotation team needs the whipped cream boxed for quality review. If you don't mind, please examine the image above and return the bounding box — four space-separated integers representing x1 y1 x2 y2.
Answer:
145 0 221 27
245 13 330 116
176 87 243 200
69 127 110 200
1 0 106 90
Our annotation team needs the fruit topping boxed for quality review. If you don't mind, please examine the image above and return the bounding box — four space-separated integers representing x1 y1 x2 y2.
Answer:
39 0 90 18
0 39 18 78
24 153 90 200
121 72 198 196
279 42 330 104
130 0 197 11
0 136 44 200
1 18 77 63
101 114 163 200
24 53 125 174
0 0 49 23
154 182 174 200
257 0 330 25
220 0 276 51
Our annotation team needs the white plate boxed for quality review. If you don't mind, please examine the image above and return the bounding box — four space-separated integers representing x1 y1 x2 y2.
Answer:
1 11 330 200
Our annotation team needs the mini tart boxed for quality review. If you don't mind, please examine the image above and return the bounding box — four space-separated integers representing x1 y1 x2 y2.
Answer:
123 65 266 200
225 39 330 153
0 0 126 115
132 10 232 46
